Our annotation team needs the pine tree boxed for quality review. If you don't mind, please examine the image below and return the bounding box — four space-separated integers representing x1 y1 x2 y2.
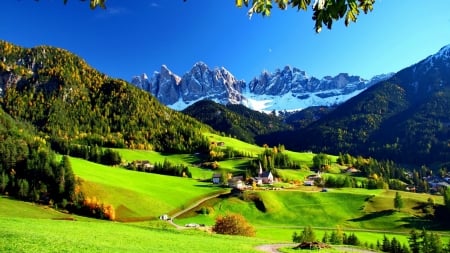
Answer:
382 234 391 252
322 231 329 243
421 228 432 253
0 171 8 193
292 226 316 243
430 232 443 253
394 191 404 211
409 229 420 253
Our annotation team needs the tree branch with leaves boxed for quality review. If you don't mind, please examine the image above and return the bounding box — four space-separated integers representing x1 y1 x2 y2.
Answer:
237 0 375 32
61 0 375 32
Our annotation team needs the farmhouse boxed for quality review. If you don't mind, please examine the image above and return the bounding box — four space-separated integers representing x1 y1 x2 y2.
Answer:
304 180 314 186
228 176 244 190
212 173 222 184
306 172 321 180
128 160 154 171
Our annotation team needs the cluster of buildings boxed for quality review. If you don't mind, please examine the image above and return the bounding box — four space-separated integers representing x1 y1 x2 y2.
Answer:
212 164 274 190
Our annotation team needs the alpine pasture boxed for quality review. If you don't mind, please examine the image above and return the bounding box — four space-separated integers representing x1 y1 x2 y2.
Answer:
2 133 449 252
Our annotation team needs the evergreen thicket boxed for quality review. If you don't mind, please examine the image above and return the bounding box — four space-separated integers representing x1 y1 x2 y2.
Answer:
0 108 75 204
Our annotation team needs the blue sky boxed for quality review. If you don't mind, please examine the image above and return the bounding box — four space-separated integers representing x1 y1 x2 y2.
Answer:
1 0 450 82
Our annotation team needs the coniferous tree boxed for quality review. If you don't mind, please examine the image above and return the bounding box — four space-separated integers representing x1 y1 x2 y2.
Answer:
394 191 404 211
292 225 316 243
421 228 432 253
382 234 391 252
322 231 329 243
409 229 420 253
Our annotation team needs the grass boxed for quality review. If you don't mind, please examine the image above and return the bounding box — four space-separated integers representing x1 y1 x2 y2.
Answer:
176 187 445 233
114 149 213 180
0 216 268 253
70 157 224 220
205 133 263 156
0 197 78 220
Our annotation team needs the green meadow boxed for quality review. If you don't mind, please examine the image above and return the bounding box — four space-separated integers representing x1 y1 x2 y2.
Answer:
176 187 446 233
70 157 224 220
0 217 266 253
4 134 450 252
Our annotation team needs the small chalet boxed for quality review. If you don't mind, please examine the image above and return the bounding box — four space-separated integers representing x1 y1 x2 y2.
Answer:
345 167 360 174
306 172 321 181
251 177 263 186
304 180 314 186
228 176 244 190
212 173 222 184
130 160 154 171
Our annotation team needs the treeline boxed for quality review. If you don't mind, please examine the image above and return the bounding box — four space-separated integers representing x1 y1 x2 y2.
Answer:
246 145 301 177
292 226 450 253
125 159 192 178
0 41 212 155
208 142 255 161
50 140 121 166
336 153 433 192
0 108 117 221
182 100 291 144
0 108 76 205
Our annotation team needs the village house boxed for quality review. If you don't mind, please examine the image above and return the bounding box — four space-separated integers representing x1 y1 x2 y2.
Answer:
228 176 244 190
304 180 315 186
128 160 154 171
304 172 321 186
212 173 222 184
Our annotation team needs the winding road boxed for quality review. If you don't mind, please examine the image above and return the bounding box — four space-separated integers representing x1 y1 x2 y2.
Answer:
167 189 230 229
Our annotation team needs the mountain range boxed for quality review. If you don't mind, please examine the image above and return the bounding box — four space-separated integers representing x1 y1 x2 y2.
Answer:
259 44 450 166
1 40 450 167
131 63 392 111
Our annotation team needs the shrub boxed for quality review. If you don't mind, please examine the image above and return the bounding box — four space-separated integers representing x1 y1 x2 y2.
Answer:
212 213 255 237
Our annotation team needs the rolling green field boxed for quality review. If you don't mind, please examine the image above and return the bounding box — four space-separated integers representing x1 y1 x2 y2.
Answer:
0 197 268 253
0 217 267 253
4 134 450 252
176 187 445 232
70 157 224 220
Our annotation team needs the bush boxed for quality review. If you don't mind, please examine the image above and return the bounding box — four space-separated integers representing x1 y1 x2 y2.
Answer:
212 213 255 237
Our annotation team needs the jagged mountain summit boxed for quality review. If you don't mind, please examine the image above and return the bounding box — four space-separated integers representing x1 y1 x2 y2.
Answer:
274 43 450 166
131 63 392 111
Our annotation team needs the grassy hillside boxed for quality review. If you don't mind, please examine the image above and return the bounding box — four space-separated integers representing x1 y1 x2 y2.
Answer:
0 217 266 253
0 197 77 220
177 188 445 232
70 157 224 221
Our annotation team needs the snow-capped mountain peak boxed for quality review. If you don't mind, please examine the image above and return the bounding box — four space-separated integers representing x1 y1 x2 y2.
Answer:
131 62 391 111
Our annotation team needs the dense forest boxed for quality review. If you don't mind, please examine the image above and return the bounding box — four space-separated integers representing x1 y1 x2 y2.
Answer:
0 107 75 204
0 41 212 154
182 100 291 144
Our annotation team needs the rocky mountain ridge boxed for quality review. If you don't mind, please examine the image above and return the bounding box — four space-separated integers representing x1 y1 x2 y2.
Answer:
131 63 392 111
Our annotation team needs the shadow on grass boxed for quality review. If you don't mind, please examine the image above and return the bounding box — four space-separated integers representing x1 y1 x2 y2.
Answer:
349 209 395 222
193 184 216 188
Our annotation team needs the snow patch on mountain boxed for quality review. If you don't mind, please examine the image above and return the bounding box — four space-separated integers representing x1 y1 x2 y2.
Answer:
131 63 393 112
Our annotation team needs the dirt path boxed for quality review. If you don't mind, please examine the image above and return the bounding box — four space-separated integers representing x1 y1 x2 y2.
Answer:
255 244 297 253
167 190 230 229
255 244 378 253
